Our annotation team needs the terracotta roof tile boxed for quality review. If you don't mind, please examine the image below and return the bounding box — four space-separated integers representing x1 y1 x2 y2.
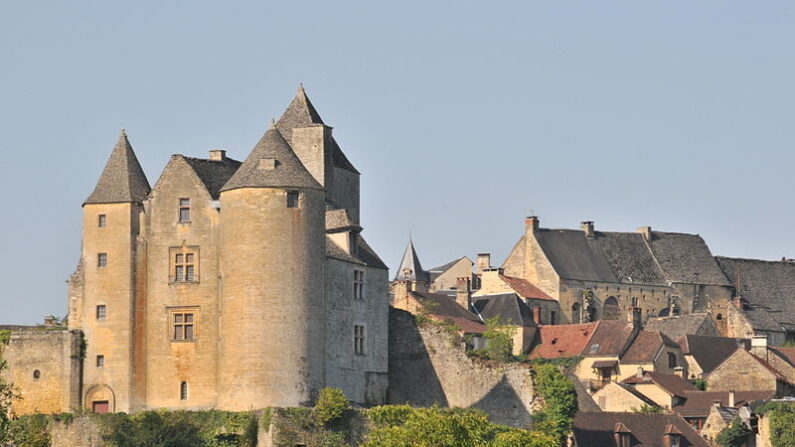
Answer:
499 275 555 301
573 412 709 447
621 330 676 364
528 322 599 359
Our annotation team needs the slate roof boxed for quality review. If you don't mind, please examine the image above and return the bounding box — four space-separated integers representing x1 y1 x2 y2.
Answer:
325 235 388 270
85 130 151 204
716 256 795 332
428 257 470 284
473 294 537 327
647 231 731 286
573 412 709 447
410 290 484 334
499 275 555 301
622 371 697 398
181 156 241 199
275 85 359 174
221 126 322 192
621 330 679 364
678 335 750 375
325 208 360 232
674 390 776 418
644 313 717 341
533 229 667 285
394 239 430 282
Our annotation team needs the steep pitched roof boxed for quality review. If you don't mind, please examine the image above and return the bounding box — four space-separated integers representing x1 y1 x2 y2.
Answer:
678 335 750 374
221 126 322 192
325 234 388 270
428 257 471 284
646 231 730 286
533 229 667 286
394 239 430 282
772 347 795 366
621 330 679 364
85 130 151 204
473 294 537 327
275 85 359 174
644 313 717 341
181 156 241 199
674 390 776 418
499 275 555 301
410 290 484 334
528 322 599 359
622 371 697 397
573 412 709 447
716 256 795 333
325 208 360 232
584 320 636 357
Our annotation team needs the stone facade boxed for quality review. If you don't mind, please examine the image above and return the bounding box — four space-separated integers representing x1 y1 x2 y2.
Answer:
7 87 389 415
706 348 795 395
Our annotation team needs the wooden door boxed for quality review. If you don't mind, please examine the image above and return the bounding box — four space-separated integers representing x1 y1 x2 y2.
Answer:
92 400 110 414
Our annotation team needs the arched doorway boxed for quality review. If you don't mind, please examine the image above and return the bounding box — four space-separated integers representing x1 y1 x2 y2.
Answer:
571 302 581 324
85 384 115 414
602 296 621 320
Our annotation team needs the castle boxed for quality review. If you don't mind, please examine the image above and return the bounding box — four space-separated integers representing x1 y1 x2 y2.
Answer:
2 86 389 415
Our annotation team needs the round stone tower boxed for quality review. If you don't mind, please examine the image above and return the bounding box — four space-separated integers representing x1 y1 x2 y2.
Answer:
217 125 326 410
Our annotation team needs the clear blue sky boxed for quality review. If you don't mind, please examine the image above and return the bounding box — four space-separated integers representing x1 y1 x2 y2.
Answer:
1 1 793 324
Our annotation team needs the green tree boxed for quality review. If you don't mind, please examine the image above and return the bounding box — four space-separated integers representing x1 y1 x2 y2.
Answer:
482 317 515 362
715 417 752 447
532 364 578 445
314 387 350 426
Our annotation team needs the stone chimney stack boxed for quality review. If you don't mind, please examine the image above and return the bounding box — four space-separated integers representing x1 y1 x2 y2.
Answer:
628 305 643 330
637 226 653 242
476 253 491 274
456 277 471 310
526 216 539 233
674 366 685 379
532 306 542 325
209 149 227 161
391 280 410 305
581 221 595 238
728 390 736 408
751 335 769 362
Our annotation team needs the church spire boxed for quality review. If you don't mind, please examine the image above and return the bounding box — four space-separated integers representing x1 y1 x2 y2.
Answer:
84 129 151 205
394 238 429 282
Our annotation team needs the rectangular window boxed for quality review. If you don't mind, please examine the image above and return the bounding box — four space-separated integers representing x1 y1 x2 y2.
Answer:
98 214 106 227
550 311 557 325
96 305 106 321
97 253 107 267
179 198 190 222
287 191 300 208
96 355 104 368
668 352 677 369
173 312 195 341
171 249 198 282
353 270 365 300
354 324 365 355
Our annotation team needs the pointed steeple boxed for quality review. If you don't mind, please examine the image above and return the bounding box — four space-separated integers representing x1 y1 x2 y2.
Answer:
221 125 322 192
275 84 325 145
84 130 151 205
394 238 429 282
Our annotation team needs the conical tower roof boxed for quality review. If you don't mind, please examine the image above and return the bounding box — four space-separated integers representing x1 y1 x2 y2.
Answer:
221 125 322 192
394 238 430 282
275 84 324 145
84 130 151 205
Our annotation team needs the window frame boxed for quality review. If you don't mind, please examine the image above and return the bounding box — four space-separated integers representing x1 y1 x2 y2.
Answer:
354 324 365 356
286 190 300 208
169 246 200 283
96 355 105 368
178 198 191 223
98 214 107 228
97 253 107 268
168 307 198 342
96 305 107 321
353 269 365 300
180 381 189 400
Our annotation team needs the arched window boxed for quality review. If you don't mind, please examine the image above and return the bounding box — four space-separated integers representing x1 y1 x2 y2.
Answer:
572 303 581 324
180 382 188 401
602 296 620 320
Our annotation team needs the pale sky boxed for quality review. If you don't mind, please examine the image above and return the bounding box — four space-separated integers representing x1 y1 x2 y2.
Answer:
2 1 794 323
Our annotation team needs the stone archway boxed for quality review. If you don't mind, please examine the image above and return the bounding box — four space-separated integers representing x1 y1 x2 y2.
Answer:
85 384 115 414
602 296 621 320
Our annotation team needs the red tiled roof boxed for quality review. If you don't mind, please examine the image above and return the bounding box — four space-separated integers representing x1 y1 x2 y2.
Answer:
621 330 677 364
528 322 599 359
499 275 556 301
584 320 635 356
772 347 795 366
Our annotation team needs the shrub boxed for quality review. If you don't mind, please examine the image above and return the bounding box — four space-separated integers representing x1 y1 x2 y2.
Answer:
8 414 50 447
314 387 349 426
482 317 516 362
715 417 752 447
532 364 578 445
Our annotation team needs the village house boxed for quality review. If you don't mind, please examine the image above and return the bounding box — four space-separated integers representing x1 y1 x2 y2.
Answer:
678 334 750 379
706 344 795 396
673 390 774 432
644 313 719 340
572 412 710 447
590 381 659 412
621 370 696 409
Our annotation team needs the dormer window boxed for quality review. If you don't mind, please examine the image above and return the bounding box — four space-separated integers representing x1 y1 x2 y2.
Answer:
258 158 277 170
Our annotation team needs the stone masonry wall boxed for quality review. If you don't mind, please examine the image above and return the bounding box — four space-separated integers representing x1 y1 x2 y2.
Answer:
387 308 536 427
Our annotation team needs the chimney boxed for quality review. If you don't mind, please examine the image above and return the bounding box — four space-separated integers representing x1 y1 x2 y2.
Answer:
580 221 595 238
391 280 410 305
476 253 491 274
636 366 644 379
674 366 685 379
628 306 643 330
209 149 226 161
456 277 471 310
728 390 736 408
733 296 745 310
713 400 722 408
526 216 539 232
637 226 652 242
532 306 542 325
751 335 768 362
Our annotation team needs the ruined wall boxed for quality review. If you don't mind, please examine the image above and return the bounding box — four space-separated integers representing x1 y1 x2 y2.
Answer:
325 257 389 405
49 416 104 447
2 330 82 415
387 308 535 427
